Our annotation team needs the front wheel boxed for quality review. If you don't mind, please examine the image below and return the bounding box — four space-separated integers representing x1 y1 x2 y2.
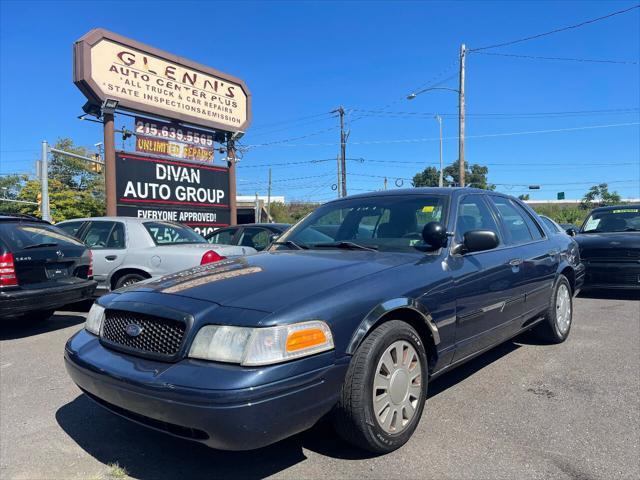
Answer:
332 320 427 453
533 275 573 343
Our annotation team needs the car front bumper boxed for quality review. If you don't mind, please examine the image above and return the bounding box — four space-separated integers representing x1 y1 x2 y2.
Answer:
0 280 97 318
582 261 640 290
64 329 349 450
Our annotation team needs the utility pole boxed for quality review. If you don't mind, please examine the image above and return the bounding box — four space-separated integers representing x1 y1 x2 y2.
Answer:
435 114 443 187
40 140 50 222
227 135 238 225
384 177 388 191
333 106 348 197
336 154 342 198
458 44 466 188
266 167 272 222
103 111 117 215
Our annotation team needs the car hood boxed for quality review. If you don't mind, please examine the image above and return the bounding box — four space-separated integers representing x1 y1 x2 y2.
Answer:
116 250 417 313
575 232 640 258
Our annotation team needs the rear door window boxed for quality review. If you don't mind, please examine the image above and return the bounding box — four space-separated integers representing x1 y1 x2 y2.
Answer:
82 221 125 249
208 227 238 245
490 197 537 245
57 221 85 239
238 228 271 251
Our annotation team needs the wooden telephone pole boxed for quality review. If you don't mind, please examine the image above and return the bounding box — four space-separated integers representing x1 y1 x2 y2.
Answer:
333 106 347 197
458 44 466 188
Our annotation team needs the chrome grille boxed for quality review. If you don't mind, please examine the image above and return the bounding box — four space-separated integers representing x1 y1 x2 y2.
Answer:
101 310 186 359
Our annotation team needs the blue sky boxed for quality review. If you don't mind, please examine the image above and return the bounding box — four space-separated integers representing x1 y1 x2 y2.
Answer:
1 0 639 202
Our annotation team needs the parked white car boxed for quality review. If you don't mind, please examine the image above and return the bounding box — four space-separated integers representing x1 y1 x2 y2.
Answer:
57 217 255 295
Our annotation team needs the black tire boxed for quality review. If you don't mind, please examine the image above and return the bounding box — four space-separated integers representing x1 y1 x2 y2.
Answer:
533 274 573 343
332 320 428 454
113 273 145 290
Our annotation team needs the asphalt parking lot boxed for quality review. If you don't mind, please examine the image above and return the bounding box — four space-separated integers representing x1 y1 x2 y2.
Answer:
1 292 638 480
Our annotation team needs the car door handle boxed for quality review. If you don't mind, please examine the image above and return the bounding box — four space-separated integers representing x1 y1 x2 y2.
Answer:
105 255 118 261
508 259 523 267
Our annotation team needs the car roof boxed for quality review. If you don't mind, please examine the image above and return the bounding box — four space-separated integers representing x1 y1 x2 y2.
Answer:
325 187 510 202
57 216 181 225
589 204 640 212
0 213 49 223
237 223 290 229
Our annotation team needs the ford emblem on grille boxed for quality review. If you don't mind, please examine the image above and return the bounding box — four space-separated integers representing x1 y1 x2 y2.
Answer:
125 323 143 337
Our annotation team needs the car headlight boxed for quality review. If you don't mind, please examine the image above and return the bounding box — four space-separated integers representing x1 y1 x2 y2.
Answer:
189 320 334 366
85 303 105 335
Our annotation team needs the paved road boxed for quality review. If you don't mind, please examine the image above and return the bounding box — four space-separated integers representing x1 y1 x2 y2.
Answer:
1 292 639 480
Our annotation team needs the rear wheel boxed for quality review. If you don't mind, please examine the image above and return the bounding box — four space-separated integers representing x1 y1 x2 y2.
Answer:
113 273 145 290
332 320 427 453
533 275 573 343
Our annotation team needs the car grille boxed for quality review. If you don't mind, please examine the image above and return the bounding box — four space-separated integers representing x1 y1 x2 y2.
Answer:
101 310 187 359
582 248 640 262
587 271 640 285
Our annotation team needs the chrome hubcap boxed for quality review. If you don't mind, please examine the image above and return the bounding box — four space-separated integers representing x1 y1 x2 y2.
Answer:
373 340 423 434
556 284 571 334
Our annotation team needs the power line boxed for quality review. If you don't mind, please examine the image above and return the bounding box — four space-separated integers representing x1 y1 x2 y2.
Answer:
348 107 640 119
469 4 640 52
246 122 640 148
248 111 335 131
472 51 639 65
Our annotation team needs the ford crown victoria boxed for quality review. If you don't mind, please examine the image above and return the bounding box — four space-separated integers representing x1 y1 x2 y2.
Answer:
65 188 584 453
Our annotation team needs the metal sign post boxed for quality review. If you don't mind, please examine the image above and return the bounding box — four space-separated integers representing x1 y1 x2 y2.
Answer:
103 112 117 216
40 140 50 221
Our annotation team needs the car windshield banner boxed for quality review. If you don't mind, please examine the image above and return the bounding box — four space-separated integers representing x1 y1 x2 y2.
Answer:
115 152 230 235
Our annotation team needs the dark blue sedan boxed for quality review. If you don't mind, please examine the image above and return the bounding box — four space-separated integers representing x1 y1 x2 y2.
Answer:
65 188 584 453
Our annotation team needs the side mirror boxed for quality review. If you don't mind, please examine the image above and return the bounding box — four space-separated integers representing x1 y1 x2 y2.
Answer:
461 230 499 254
422 221 448 249
565 228 577 237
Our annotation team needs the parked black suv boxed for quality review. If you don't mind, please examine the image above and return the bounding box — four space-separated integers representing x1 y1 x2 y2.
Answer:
0 214 97 321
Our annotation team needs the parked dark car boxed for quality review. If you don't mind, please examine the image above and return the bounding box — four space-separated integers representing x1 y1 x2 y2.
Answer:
65 188 583 453
574 204 640 290
0 214 96 321
205 223 290 251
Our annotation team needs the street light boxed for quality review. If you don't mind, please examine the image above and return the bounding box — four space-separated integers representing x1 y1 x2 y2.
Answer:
101 99 119 115
434 114 443 187
407 85 465 187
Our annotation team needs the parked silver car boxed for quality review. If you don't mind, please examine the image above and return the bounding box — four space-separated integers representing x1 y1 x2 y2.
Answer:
57 217 255 294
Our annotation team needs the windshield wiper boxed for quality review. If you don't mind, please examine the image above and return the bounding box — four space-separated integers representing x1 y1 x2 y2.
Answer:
312 241 378 252
23 242 58 249
272 240 308 250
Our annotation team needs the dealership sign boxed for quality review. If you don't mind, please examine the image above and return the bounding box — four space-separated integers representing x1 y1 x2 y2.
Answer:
135 117 214 162
116 152 230 234
74 29 251 132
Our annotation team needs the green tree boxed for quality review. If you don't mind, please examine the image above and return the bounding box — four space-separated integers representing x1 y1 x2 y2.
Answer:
0 175 28 214
412 160 495 190
518 194 530 201
581 183 621 209
268 202 318 224
412 166 440 187
11 138 105 222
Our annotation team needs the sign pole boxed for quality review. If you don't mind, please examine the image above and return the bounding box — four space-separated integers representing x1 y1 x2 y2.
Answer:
40 140 50 222
227 138 237 226
104 112 117 216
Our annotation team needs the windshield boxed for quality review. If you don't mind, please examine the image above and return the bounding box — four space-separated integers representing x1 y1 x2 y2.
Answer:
276 195 447 252
581 208 640 233
0 222 84 250
143 221 207 245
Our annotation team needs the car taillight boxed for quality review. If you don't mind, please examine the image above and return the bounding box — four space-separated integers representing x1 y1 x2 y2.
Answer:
201 250 227 265
87 250 94 278
0 253 18 287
